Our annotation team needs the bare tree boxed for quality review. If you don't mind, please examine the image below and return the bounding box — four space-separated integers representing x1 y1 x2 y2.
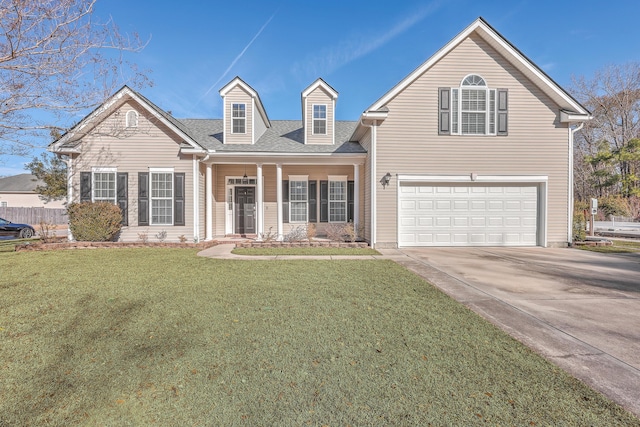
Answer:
0 0 150 156
571 63 640 198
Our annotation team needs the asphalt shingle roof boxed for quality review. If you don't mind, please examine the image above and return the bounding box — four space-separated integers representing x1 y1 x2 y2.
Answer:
0 174 40 192
180 119 365 154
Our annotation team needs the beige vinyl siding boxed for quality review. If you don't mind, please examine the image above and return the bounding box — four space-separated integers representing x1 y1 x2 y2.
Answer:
0 193 66 208
254 104 268 142
224 86 253 144
305 87 334 144
71 100 196 242
374 34 570 246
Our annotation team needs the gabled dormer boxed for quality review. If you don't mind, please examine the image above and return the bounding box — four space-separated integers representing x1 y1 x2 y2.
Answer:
219 77 270 144
302 78 338 145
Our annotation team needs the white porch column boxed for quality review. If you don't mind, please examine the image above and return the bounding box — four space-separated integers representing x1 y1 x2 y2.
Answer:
192 155 200 242
205 163 213 241
370 123 378 248
276 163 283 241
256 163 264 240
353 163 360 237
66 155 74 241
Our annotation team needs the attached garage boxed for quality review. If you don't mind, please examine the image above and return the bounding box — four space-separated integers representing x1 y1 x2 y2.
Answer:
397 177 547 247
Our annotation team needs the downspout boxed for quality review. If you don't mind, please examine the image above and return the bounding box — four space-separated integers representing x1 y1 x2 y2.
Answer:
65 155 74 241
359 118 378 248
568 122 584 244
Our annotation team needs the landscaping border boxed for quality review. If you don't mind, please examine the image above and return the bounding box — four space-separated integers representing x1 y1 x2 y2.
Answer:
14 240 219 252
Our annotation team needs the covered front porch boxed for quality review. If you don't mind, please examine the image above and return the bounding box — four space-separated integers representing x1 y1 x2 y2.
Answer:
199 155 366 241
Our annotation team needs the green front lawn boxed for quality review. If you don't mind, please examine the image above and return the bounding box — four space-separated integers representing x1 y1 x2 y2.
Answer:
1 249 637 425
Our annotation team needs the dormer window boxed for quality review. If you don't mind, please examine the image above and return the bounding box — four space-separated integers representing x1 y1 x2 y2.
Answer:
125 110 138 128
439 74 508 136
232 103 246 134
313 104 327 135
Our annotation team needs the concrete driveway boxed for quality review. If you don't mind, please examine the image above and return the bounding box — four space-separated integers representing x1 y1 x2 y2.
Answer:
386 247 640 417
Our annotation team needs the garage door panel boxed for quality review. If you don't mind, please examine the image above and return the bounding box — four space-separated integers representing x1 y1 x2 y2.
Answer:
398 183 538 247
418 217 433 226
418 200 434 210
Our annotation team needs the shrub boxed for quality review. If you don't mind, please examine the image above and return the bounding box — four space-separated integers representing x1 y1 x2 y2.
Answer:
283 225 307 242
38 220 57 243
573 211 586 242
155 230 167 242
599 195 631 218
67 202 122 242
325 223 347 242
306 223 317 240
138 231 149 243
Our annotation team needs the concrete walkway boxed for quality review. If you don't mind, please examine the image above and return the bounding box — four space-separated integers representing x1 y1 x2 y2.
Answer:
197 243 388 260
197 243 640 417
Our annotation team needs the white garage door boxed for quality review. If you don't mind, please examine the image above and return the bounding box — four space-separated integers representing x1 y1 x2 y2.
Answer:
398 183 538 247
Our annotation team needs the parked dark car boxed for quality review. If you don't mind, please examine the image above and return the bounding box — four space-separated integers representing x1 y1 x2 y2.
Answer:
0 217 35 239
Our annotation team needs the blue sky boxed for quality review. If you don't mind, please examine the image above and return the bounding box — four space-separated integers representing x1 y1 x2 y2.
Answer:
1 0 638 175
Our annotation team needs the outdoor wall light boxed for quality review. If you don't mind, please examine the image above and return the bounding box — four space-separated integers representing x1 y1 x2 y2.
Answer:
381 172 392 188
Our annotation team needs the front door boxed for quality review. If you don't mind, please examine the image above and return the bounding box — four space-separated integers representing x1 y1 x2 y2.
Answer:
234 187 255 234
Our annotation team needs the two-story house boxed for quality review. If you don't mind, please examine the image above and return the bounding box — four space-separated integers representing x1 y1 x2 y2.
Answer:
49 17 590 247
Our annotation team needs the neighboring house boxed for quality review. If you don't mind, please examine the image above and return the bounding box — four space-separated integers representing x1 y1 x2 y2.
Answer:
0 174 66 209
49 18 590 247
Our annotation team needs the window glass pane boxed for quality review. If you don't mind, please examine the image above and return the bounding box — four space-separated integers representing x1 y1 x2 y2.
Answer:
313 105 326 119
290 180 308 201
313 105 326 135
93 172 116 202
329 180 347 222
152 199 172 225
151 172 173 224
289 180 308 222
313 119 326 134
232 103 246 133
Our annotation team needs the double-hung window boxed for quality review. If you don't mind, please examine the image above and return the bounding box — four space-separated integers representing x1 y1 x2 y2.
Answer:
232 103 246 134
313 104 327 135
150 169 173 225
289 176 308 222
328 176 347 222
92 168 116 203
440 74 507 136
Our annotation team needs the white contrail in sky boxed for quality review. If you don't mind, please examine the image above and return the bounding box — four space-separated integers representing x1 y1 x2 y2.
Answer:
200 12 277 101
292 1 441 78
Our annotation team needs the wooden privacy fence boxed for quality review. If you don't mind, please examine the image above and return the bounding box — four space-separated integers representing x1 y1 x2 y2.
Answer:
0 207 68 225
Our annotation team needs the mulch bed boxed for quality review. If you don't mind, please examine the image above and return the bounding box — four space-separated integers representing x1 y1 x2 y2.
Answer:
14 239 219 252
235 241 369 248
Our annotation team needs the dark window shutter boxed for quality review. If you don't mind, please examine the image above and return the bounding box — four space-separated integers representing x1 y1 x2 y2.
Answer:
138 172 149 226
497 89 508 136
282 180 289 223
80 172 92 202
308 180 317 223
174 173 185 226
117 173 128 226
347 181 354 222
319 180 328 223
438 87 450 135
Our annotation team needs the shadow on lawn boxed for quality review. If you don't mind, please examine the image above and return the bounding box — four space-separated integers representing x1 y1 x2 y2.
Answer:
3 294 194 425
